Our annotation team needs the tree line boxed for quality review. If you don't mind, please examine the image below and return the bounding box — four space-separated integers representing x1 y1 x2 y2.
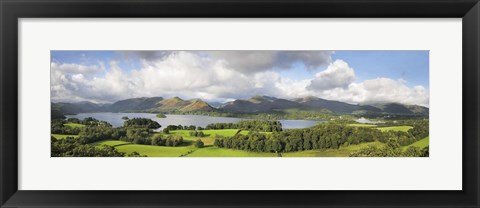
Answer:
51 137 145 157
66 117 112 127
52 117 185 147
213 122 428 153
124 118 161 129
206 120 282 132
349 139 429 157
163 124 202 131
51 119 81 135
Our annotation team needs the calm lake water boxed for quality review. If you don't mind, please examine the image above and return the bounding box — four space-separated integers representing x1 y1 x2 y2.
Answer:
65 113 324 130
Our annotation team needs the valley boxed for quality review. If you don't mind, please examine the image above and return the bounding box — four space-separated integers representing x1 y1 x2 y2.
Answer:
51 115 429 157
51 95 429 157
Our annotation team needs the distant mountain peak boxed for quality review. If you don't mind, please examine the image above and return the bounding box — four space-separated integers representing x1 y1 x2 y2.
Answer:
293 95 325 103
52 95 429 116
299 95 322 102
171 96 184 101
249 95 278 103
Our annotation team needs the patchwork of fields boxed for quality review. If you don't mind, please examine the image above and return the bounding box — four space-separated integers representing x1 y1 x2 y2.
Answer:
52 122 428 157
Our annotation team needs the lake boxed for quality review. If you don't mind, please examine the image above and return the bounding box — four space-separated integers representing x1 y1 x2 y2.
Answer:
65 113 324 129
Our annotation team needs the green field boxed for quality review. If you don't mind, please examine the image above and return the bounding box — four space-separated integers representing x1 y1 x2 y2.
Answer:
403 136 429 150
92 140 195 156
167 129 254 146
63 123 86 128
115 144 195 157
187 147 276 157
94 140 386 157
52 134 79 139
53 127 427 157
377 126 413 132
282 142 385 157
201 129 243 137
170 129 248 137
347 123 377 127
92 140 131 147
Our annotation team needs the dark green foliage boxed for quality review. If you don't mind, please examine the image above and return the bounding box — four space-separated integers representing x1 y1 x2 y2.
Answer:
127 151 146 157
205 122 237 130
51 119 81 135
66 118 81 123
77 126 126 144
150 135 184 147
213 135 225 147
54 117 112 130
237 120 282 132
51 137 125 157
164 125 185 131
195 139 204 148
408 120 429 139
189 131 205 137
123 118 161 129
349 139 429 157
81 117 112 127
162 128 170 134
402 146 424 157
349 139 402 157
212 122 427 153
186 125 197 130
422 146 429 157
156 113 166 118
51 109 66 119
206 120 282 132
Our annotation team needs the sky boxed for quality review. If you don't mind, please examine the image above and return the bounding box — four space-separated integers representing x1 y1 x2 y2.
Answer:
50 50 429 106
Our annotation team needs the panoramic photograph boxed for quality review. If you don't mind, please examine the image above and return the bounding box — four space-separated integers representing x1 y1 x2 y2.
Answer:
51 50 429 157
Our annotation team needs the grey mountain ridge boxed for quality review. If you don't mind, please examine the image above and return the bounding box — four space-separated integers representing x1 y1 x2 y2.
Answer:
52 95 429 116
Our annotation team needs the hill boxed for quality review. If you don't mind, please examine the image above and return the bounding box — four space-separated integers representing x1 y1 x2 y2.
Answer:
222 95 301 113
293 96 382 114
51 101 106 115
108 97 164 112
51 95 428 118
372 103 429 115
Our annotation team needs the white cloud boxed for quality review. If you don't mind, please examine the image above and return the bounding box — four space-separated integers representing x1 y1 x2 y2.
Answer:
307 59 355 91
51 52 429 107
51 52 310 103
206 51 332 73
50 62 103 77
315 78 429 106
303 59 428 106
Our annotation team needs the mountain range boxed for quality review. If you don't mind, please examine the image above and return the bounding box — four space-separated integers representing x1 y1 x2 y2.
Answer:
51 95 429 118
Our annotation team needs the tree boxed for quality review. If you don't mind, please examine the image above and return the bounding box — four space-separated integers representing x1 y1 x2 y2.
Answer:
127 151 146 157
213 139 221 147
402 146 423 157
151 135 165 146
195 139 204 148
124 118 161 129
163 128 170 134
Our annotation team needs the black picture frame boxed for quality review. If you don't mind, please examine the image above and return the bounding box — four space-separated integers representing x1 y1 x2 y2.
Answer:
1 0 479 207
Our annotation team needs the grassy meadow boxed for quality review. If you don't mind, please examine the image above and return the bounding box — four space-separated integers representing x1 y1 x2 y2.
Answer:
377 126 413 132
403 136 429 150
56 127 426 157
52 119 428 157
63 123 86 128
52 134 80 139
